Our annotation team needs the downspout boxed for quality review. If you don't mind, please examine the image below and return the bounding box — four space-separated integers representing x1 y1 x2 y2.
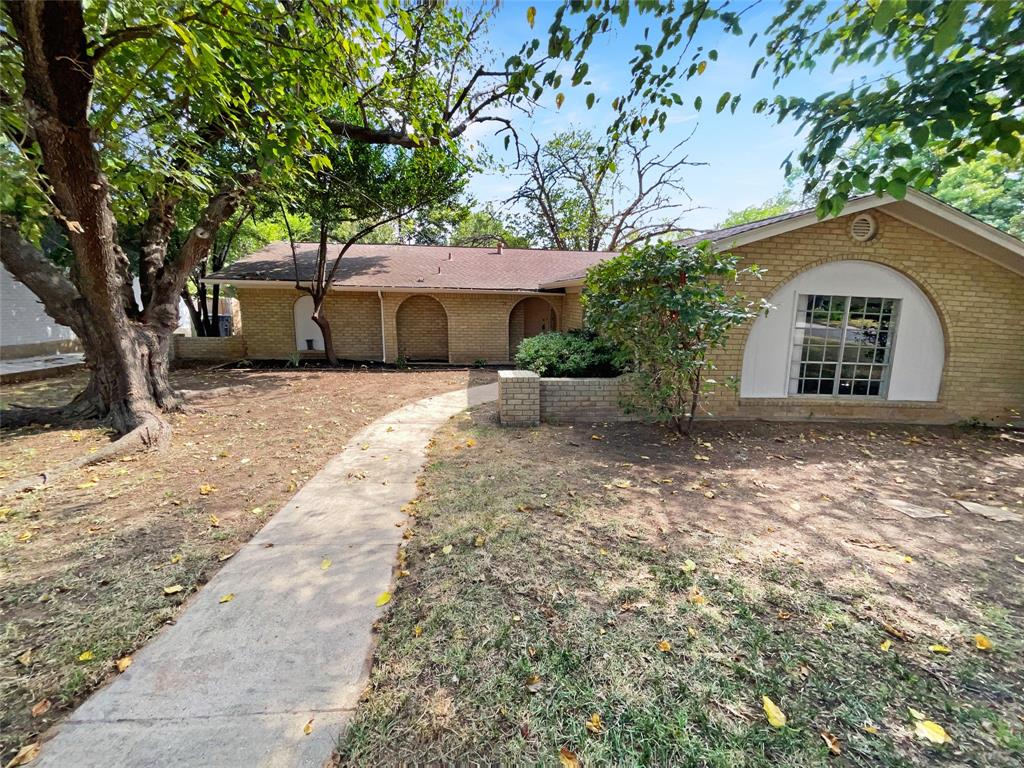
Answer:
377 289 387 363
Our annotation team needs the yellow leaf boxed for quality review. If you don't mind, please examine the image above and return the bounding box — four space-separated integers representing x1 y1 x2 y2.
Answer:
526 5 536 29
555 92 565 109
974 633 993 651
219 593 235 604
16 531 33 543
30 698 51 718
208 514 220 527
657 639 672 652
17 649 32 666
169 553 183 564
525 674 543 693
820 730 841 755
375 592 391 607
907 707 927 721
687 585 707 605
474 535 486 547
762 695 787 728
116 656 133 672
199 483 216 495
163 584 183 595
78 650 94 662
681 559 697 573
863 724 879 735
321 558 332 571
6 743 40 767
694 454 710 462
880 639 892 652
613 479 633 488
250 507 263 515
590 434 604 441
928 644 952 654
413 625 423 637
302 718 314 736
466 438 476 447
77 478 98 489
915 719 952 744
903 555 913 563
703 490 715 499
558 747 580 768
441 544 453 555
585 712 603 734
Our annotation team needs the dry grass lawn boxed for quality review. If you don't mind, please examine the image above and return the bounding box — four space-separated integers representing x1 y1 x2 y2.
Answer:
339 404 1024 767
0 365 494 764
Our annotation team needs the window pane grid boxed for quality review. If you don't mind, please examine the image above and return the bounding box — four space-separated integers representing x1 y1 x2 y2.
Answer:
790 294 899 398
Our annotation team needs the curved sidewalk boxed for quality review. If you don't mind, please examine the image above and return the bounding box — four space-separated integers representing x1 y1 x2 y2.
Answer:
35 382 498 768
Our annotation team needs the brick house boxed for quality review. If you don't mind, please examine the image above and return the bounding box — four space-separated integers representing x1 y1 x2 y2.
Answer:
207 189 1024 423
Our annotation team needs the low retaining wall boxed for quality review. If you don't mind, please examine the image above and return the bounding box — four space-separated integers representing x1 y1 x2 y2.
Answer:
173 335 248 361
499 370 629 426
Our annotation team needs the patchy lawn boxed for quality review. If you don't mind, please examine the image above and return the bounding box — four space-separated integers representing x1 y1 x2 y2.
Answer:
0 365 494 764
338 407 1024 767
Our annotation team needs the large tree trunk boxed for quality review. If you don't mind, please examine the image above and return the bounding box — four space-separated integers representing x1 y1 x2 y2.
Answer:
1 1 246 444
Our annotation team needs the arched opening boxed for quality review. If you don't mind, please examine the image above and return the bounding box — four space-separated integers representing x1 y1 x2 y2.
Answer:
508 297 557 359
293 294 324 352
396 295 449 362
740 260 945 401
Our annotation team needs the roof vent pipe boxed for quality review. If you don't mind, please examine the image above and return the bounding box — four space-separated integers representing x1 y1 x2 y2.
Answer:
497 240 504 255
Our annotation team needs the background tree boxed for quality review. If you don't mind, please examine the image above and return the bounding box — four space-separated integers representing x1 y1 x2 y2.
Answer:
450 203 531 248
753 0 1024 216
284 140 467 365
510 128 701 251
584 241 767 435
716 190 800 229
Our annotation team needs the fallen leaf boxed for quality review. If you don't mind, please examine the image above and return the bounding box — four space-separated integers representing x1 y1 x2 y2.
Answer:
78 650 94 662
413 625 423 637
77 478 98 489
974 633 993 651
880 639 892 652
915 719 952 744
525 674 543 693
218 552 235 562
441 544 453 555
219 593 235 604
465 438 476 447
30 699 51 718
169 553 183 564
863 724 879 735
558 747 580 768
687 585 707 605
680 559 697 573
585 712 603 734
208 514 220 527
116 656 133 672
321 558 332 571
703 490 715 499
5 743 40 767
199 483 216 495
907 707 927 721
590 434 604 441
928 644 952 654
820 730 841 755
375 592 391 607
17 649 32 666
16 531 33 543
303 718 314 735
762 695 786 728
163 584 183 595
657 639 672 652
474 535 486 547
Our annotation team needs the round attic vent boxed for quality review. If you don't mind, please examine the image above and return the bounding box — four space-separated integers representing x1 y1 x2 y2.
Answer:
850 213 878 242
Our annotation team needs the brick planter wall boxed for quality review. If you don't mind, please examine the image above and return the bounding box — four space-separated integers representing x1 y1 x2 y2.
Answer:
173 335 248 361
499 370 630 426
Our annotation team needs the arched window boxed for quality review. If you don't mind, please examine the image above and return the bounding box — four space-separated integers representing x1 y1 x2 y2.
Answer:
293 294 324 352
741 261 944 401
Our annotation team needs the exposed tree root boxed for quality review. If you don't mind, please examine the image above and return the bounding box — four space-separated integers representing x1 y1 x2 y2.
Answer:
178 384 254 402
1 415 171 498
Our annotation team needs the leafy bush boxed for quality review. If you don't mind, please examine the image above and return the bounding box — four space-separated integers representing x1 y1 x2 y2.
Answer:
514 329 623 378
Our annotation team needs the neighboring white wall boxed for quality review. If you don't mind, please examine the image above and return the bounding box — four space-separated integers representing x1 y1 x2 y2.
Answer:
1 265 77 347
293 294 324 351
740 260 945 401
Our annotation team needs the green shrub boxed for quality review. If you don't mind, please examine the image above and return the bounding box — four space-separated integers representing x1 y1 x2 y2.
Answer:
513 329 623 378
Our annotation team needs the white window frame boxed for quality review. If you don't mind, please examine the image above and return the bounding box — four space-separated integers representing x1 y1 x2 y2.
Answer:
788 293 901 398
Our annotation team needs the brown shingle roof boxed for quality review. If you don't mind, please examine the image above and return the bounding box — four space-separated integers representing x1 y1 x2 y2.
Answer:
206 242 612 292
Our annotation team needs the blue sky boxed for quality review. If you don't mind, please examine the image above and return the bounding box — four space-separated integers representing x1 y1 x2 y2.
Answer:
465 1 884 230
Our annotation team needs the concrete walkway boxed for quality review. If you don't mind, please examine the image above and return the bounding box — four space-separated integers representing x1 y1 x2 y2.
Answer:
35 382 498 768
0 352 84 384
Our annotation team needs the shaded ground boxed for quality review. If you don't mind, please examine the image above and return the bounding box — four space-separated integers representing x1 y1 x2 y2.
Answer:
0 365 494 764
339 405 1024 766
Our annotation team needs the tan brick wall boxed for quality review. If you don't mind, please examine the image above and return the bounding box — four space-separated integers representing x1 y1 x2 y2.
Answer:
709 211 1024 423
539 376 631 423
237 288 568 364
173 335 247 361
498 370 540 426
563 289 584 330
396 295 448 361
236 287 383 360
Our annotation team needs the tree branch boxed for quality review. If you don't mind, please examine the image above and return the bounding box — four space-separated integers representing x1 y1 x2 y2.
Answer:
0 220 85 332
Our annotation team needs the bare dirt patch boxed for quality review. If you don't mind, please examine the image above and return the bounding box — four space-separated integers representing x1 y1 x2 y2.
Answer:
340 406 1023 766
0 365 494 763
